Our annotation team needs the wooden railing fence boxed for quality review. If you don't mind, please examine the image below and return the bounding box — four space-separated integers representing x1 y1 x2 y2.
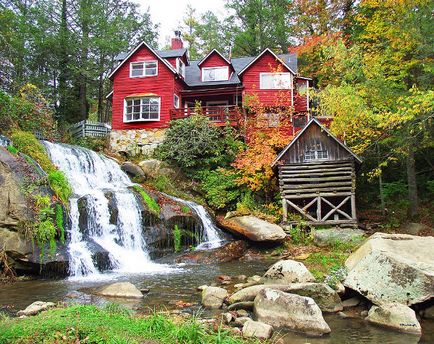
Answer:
69 120 111 139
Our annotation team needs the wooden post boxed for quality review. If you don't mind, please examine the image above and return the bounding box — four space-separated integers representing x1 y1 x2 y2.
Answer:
282 198 288 223
351 193 357 220
351 160 357 220
316 196 321 221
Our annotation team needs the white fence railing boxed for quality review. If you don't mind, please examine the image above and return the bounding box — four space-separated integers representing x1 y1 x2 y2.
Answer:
69 120 111 139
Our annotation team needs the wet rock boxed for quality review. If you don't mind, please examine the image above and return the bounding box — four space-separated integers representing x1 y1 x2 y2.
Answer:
137 159 175 179
229 283 342 312
201 286 228 308
218 215 286 242
342 297 361 309
221 312 234 324
218 275 231 282
313 227 365 247
254 288 331 336
121 161 145 182
366 303 421 335
262 260 315 284
197 285 208 291
17 301 55 316
176 240 249 264
227 301 254 311
242 320 273 339
338 311 349 319
236 275 247 281
344 233 434 306
94 282 143 298
334 281 346 295
237 309 249 317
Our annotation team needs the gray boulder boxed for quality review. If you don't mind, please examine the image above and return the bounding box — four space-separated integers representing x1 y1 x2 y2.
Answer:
17 301 55 316
94 282 143 298
121 162 146 182
254 288 331 336
201 286 228 308
137 159 176 179
218 215 286 242
242 320 273 339
313 227 365 247
262 260 315 284
229 283 342 312
344 233 434 306
366 303 421 335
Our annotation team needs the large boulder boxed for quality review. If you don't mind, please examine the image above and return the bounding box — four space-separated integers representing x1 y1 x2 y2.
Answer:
229 283 342 312
201 286 228 308
262 260 315 284
254 288 331 336
17 301 56 316
365 303 421 335
344 233 434 306
93 282 143 298
218 215 286 242
242 320 273 339
313 227 365 247
121 162 146 182
137 159 176 179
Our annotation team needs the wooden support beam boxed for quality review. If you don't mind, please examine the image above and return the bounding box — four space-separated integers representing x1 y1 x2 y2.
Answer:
321 196 352 221
281 176 352 183
282 198 288 222
279 170 352 177
285 192 352 199
286 199 317 222
316 196 321 221
283 187 352 194
302 197 318 212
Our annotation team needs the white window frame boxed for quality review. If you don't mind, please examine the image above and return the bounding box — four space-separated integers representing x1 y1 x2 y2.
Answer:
123 96 161 122
304 140 329 161
129 61 158 78
259 72 293 90
174 94 180 109
202 66 229 82
176 58 185 78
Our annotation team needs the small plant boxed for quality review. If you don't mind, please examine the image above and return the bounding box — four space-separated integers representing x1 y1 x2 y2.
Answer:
6 145 18 154
33 195 57 258
103 303 132 317
290 222 314 245
55 204 65 244
324 266 347 288
181 205 190 214
173 225 182 252
48 170 72 204
132 185 160 216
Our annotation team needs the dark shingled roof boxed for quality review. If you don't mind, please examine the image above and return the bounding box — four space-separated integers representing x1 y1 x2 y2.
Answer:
112 47 298 87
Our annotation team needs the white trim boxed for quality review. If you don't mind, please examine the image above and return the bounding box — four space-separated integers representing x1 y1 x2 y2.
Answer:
123 96 161 122
198 49 231 66
105 90 113 99
108 41 177 79
259 72 293 90
238 48 296 75
271 118 363 167
201 66 229 82
129 60 158 78
176 58 186 78
174 94 180 108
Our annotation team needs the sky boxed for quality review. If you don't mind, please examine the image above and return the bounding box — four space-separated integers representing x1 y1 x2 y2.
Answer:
136 0 227 47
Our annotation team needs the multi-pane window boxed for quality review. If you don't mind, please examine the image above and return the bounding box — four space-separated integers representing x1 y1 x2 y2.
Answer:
130 61 158 77
260 72 292 89
304 140 329 161
202 67 228 81
124 97 160 122
176 58 185 78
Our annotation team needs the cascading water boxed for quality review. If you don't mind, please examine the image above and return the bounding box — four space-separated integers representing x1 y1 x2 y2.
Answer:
44 142 174 278
168 196 225 249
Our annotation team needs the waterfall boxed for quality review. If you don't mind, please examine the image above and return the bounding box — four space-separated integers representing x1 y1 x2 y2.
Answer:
43 142 174 278
168 196 225 250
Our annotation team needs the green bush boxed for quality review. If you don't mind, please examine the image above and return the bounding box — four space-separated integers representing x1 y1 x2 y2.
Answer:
33 195 57 257
173 225 182 252
6 145 18 154
55 204 65 244
48 170 72 204
198 168 241 209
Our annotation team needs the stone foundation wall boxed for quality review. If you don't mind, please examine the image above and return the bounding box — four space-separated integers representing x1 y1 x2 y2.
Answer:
109 128 166 156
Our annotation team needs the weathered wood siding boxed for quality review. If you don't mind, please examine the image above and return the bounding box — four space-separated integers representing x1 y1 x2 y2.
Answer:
111 45 177 130
279 123 353 164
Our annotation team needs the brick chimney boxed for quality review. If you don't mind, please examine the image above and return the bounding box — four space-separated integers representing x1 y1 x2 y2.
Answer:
171 30 183 49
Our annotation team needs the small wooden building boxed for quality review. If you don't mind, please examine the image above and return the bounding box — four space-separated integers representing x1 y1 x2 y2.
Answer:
272 118 362 226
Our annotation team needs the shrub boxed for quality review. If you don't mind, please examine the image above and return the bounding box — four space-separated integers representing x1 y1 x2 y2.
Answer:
33 195 57 258
197 168 241 209
55 204 65 244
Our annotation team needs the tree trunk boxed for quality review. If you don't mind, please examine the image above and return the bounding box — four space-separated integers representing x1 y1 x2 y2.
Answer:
57 0 68 122
407 144 419 217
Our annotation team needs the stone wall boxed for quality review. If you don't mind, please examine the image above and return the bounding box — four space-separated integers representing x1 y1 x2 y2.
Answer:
109 128 166 156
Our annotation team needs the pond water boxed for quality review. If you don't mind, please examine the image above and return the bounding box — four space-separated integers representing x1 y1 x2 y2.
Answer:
1 260 433 344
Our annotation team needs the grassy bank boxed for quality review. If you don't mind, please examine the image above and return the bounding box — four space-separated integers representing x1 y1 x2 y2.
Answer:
0 304 256 344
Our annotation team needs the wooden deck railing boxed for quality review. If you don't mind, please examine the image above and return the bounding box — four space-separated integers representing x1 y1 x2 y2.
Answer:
69 120 111 139
170 105 240 126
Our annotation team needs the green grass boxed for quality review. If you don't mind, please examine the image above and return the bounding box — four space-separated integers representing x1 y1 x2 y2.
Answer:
6 145 18 154
0 304 255 344
132 185 161 216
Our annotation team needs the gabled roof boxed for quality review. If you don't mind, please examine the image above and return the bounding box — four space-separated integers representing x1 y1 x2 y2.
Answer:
157 48 187 59
108 41 177 79
197 49 231 66
271 118 363 167
238 48 297 75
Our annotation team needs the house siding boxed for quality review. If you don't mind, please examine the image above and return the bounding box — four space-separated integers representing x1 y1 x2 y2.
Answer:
111 45 176 130
200 52 231 80
240 51 293 107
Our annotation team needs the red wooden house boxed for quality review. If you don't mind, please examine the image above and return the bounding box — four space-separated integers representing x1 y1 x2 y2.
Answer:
107 34 312 154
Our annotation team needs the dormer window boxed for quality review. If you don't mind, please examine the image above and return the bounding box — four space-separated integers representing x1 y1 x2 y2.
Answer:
202 66 229 82
130 61 158 78
260 72 292 89
176 58 185 78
